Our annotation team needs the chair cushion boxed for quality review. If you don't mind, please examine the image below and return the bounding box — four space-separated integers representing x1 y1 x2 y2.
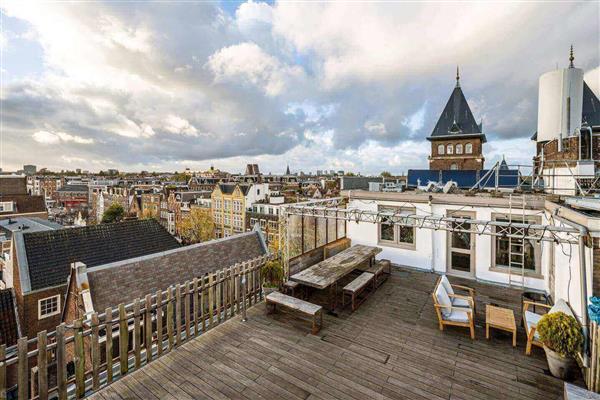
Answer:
435 284 452 317
452 297 471 308
440 275 455 296
549 298 574 317
524 310 542 341
444 309 470 323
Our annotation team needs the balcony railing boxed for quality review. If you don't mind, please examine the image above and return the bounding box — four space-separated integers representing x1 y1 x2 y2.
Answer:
0 254 271 400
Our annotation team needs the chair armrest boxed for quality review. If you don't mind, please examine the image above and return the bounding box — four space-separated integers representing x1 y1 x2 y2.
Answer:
448 293 471 300
452 284 475 296
523 300 551 313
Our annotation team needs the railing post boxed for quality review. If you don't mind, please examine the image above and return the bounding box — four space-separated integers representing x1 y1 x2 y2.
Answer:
175 285 182 346
74 319 85 399
156 290 163 357
145 294 153 364
37 331 47 400
91 313 100 391
56 323 67 399
17 337 27 400
104 308 113 384
118 303 128 376
241 269 247 322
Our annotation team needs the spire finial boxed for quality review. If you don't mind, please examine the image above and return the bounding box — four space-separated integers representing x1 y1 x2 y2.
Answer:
569 45 574 68
456 65 460 87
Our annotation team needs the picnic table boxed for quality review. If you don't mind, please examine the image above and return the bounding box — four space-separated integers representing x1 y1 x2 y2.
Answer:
290 244 382 313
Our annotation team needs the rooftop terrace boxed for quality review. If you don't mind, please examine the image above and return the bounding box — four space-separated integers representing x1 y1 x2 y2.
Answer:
89 266 572 400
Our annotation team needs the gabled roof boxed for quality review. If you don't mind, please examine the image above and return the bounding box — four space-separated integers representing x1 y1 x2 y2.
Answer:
218 183 250 196
82 230 268 313
428 75 486 142
582 81 600 127
0 288 19 347
20 219 180 292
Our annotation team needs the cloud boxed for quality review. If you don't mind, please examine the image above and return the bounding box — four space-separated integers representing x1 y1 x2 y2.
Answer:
33 130 94 145
206 42 305 96
0 1 598 174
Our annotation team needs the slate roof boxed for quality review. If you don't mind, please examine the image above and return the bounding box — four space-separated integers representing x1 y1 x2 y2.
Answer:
428 82 486 142
0 195 47 215
21 219 180 291
57 184 88 193
0 288 19 347
582 81 600 127
218 183 250 196
86 230 268 312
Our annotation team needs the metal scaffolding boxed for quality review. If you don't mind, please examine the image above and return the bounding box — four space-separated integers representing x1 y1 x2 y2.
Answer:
283 197 581 245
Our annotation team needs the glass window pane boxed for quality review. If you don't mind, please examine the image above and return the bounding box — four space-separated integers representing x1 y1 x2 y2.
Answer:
380 223 394 241
451 252 471 272
398 226 414 244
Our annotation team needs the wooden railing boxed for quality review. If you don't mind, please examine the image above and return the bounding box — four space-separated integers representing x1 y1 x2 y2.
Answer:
0 254 270 400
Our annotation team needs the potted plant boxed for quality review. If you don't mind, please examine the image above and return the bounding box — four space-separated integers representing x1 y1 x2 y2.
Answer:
537 311 583 380
261 259 283 296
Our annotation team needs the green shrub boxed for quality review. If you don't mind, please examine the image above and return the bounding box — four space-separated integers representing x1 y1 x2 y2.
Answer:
537 311 583 358
261 259 283 288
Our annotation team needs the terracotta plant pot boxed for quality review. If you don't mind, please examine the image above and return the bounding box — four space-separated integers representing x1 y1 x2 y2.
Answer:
543 345 578 381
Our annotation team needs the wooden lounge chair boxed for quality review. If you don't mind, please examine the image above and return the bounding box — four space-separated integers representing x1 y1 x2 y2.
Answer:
439 275 476 312
523 298 574 355
432 278 475 339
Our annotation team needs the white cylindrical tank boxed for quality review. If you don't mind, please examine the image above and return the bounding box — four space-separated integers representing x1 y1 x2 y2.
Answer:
537 67 584 142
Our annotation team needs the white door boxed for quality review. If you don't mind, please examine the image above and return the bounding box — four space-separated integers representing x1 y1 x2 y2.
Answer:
447 212 476 278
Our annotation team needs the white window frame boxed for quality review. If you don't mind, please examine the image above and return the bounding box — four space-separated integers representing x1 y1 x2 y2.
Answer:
446 144 453 155
437 144 445 155
38 295 61 319
456 144 463 154
377 206 416 250
491 213 542 277
465 143 473 154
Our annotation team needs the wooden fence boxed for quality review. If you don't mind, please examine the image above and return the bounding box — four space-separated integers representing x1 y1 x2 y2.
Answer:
0 254 269 400
586 321 600 392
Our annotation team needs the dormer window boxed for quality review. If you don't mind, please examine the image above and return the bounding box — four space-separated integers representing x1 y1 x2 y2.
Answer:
447 144 453 155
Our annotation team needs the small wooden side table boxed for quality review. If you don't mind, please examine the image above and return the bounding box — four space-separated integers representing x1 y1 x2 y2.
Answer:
486 304 517 347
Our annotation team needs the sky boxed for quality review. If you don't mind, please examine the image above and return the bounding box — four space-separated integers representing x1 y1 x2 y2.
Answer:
0 1 599 175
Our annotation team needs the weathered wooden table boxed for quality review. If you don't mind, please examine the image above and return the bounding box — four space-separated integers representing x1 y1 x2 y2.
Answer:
290 244 382 313
486 304 517 347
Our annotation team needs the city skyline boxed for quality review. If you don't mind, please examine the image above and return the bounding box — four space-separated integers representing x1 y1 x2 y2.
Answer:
1 1 599 174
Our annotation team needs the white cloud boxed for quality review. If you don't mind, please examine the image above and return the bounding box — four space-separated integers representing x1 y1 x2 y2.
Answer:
236 1 273 32
163 114 199 137
33 130 94 145
206 42 304 96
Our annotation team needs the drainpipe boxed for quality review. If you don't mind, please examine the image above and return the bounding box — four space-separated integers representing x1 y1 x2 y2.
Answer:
553 211 590 367
581 125 593 160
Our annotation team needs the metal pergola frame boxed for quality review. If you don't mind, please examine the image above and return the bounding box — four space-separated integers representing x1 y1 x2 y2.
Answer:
283 197 581 245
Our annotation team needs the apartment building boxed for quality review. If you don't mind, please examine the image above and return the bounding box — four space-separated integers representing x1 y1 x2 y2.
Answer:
211 183 268 238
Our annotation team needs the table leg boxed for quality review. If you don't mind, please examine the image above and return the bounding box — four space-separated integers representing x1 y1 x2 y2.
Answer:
512 329 516 347
486 323 489 339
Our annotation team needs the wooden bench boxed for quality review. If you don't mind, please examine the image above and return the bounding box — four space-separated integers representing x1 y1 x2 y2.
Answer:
283 280 301 298
343 272 374 312
266 291 323 334
366 261 388 287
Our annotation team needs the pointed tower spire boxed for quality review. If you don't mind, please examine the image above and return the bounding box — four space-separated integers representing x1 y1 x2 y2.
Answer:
286 164 290 175
569 45 575 68
456 65 460 87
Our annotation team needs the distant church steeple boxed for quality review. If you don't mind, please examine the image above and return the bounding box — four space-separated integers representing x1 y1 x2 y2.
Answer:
285 164 290 175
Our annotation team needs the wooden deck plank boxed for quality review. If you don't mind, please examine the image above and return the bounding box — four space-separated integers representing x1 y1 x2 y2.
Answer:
89 267 581 400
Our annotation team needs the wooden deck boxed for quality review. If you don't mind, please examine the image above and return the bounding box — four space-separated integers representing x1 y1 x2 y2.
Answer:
90 267 576 400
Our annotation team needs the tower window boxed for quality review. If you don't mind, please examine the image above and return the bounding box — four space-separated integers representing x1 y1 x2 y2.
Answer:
437 144 444 155
456 144 463 154
447 144 453 155
465 143 473 154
